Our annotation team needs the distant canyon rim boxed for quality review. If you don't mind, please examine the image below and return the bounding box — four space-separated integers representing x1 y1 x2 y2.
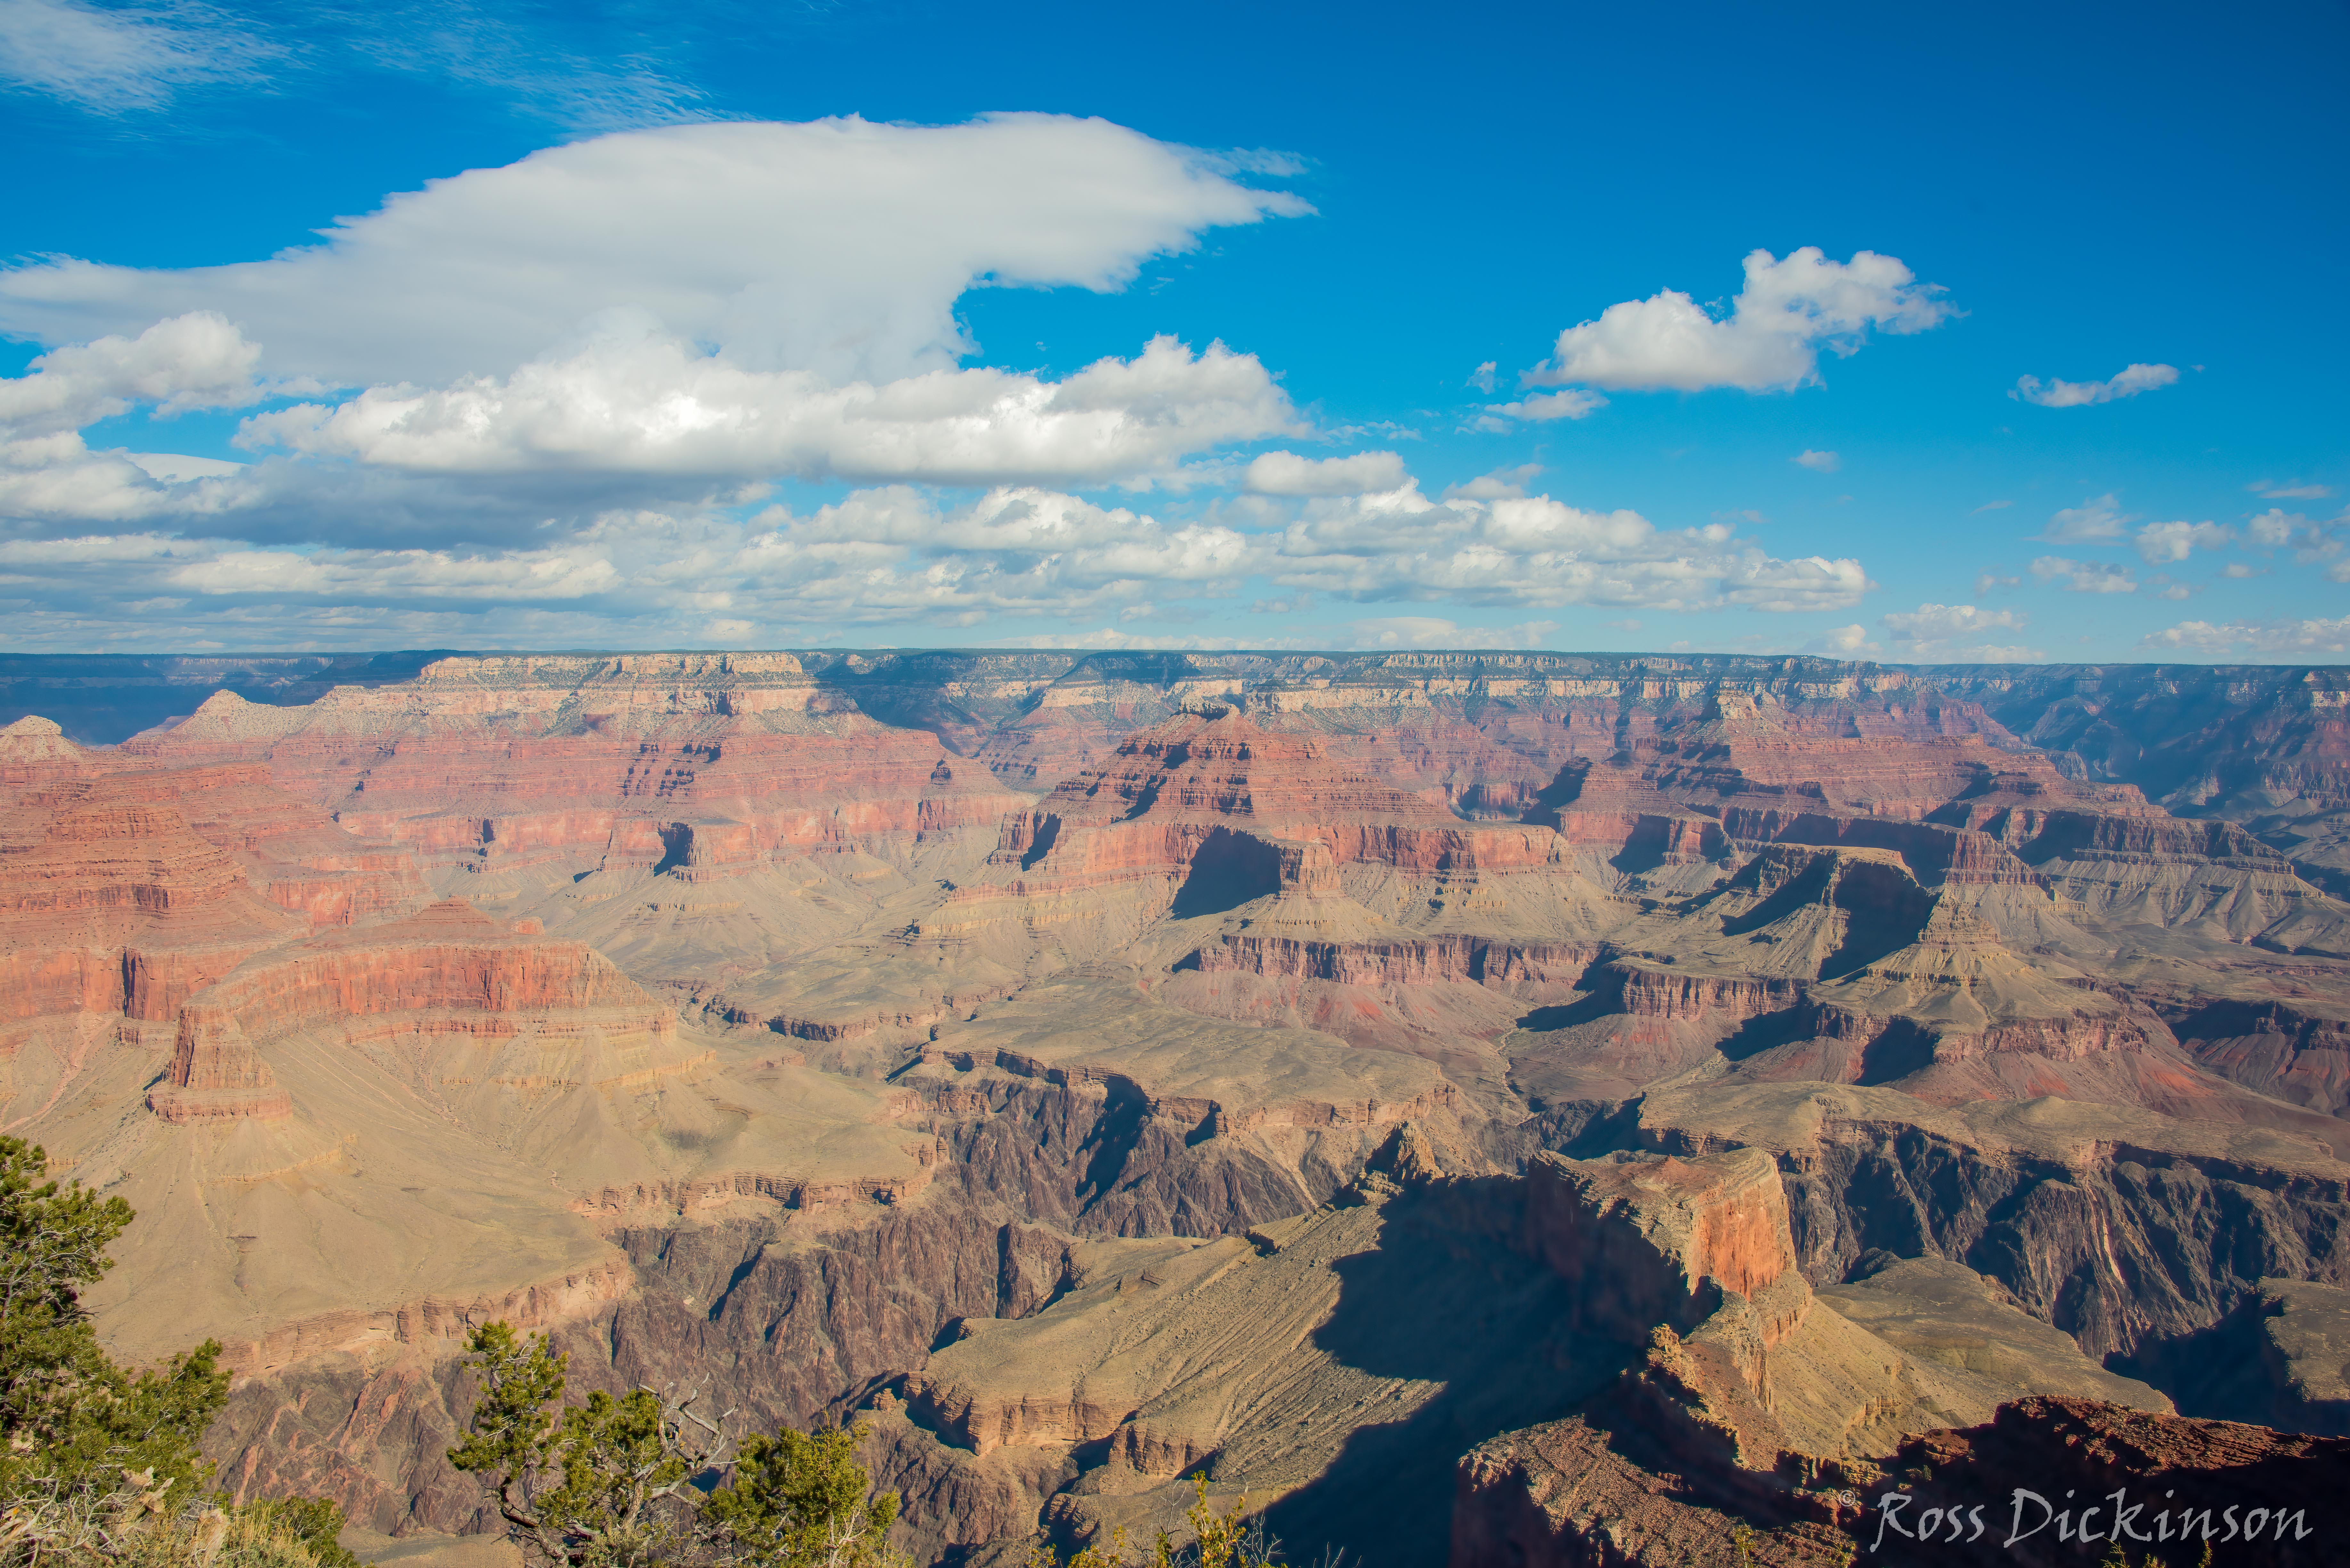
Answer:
8 648 2350 1567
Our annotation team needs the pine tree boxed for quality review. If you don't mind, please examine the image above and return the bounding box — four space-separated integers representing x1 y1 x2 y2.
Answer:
0 1135 227 1507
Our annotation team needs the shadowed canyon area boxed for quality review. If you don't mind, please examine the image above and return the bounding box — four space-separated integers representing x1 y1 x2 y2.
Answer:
9 649 2350 1565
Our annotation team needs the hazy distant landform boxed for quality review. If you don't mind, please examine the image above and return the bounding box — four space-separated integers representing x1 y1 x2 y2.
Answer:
9 648 2350 1566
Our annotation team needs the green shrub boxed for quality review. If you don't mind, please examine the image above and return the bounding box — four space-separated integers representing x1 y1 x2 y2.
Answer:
0 1136 355 1568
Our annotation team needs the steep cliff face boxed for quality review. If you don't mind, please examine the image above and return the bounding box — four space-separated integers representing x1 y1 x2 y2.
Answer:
115 661 1030 881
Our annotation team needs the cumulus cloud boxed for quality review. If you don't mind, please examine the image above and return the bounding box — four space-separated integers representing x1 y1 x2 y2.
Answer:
2143 617 2350 659
2013 363 2178 408
1466 362 1497 394
2037 493 2129 543
1791 449 1840 473
2133 519 2232 565
1521 247 1953 395
0 313 288 530
0 115 1310 389
0 312 269 433
2030 556 2137 593
237 328 1300 489
1243 449 1409 497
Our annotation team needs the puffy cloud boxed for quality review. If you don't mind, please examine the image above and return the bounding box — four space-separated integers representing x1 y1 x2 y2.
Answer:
1522 247 1953 394
0 314 282 530
2030 556 2137 593
1262 488 1869 613
2013 363 2178 408
1791 449 1840 473
1243 450 1409 497
2143 617 2350 659
2037 493 2129 543
0 313 267 435
0 0 278 111
239 329 1301 488
1974 570 2021 596
0 115 1309 389
1465 362 1498 394
2133 519 2232 564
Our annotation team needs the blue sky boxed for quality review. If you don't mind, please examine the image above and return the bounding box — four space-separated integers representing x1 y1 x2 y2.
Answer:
1 0 2344 659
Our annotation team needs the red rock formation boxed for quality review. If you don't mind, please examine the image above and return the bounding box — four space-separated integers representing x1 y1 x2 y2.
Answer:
1522 1148 1797 1340
192 899 674 1046
118 665 1031 878
1611 963 1808 1023
1192 934 1599 988
147 1005 291 1123
984 709 1564 898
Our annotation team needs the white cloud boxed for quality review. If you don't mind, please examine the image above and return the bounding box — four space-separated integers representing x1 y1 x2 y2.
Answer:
2030 556 2137 593
2013 363 2179 408
0 312 268 434
1263 488 1870 613
0 314 282 528
1483 390 1606 422
2247 508 2304 548
2133 519 2232 565
1971 499 2013 513
2143 617 2350 659
1880 602 2028 646
0 0 278 111
1806 623 1880 656
1466 362 1497 394
2250 479 2334 500
2037 493 2129 543
0 115 1310 390
1522 247 1953 394
238 328 1300 488
1791 449 1840 473
1243 449 1409 497
126 452 243 481
1343 616 1562 650
1440 464 1543 502
2223 562 2260 579
1974 570 2021 596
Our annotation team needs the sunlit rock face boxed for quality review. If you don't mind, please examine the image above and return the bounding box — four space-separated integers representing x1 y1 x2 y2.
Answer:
11 651 2350 1565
